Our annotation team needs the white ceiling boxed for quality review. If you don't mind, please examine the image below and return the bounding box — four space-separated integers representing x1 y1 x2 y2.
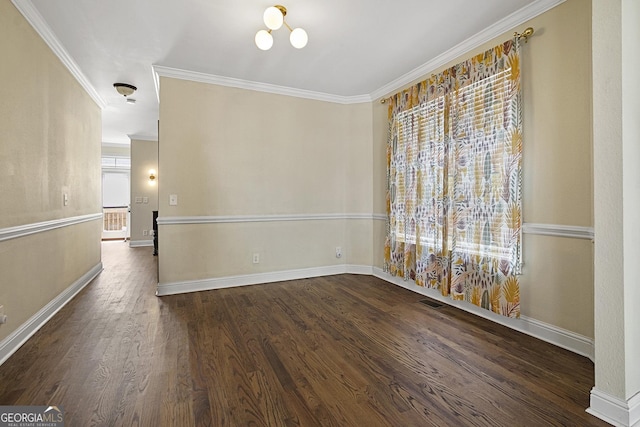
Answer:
16 0 559 145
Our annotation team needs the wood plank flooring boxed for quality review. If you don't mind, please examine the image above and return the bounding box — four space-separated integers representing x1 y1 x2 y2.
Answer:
0 241 607 426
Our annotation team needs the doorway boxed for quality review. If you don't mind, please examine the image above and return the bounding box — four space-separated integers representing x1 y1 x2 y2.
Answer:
102 157 130 240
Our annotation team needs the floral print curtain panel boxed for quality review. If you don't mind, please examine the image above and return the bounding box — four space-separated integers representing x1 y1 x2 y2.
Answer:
385 39 522 318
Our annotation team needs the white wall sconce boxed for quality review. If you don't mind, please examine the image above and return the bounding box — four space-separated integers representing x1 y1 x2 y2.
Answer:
255 5 308 50
149 169 156 185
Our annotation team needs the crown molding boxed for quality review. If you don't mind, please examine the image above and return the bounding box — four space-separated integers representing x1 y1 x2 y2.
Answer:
11 0 106 109
369 0 566 100
128 134 158 142
152 65 372 105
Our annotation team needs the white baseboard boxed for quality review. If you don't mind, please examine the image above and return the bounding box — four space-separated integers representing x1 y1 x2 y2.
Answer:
371 267 595 361
0 262 103 366
587 389 640 427
129 240 153 248
156 264 371 296
519 315 594 361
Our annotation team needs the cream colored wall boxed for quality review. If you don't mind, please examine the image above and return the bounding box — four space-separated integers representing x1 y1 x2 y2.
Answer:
158 78 373 283
130 139 158 243
0 2 102 342
372 0 594 338
345 103 374 265
519 0 593 338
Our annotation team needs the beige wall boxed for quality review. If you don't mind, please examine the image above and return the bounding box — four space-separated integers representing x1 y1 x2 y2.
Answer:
130 139 158 244
372 0 594 338
158 79 373 283
0 2 102 342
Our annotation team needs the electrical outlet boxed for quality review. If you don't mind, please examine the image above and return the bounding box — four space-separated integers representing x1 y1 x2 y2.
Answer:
0 305 6 325
143 230 148 236
335 247 342 258
252 253 260 264
63 193 69 206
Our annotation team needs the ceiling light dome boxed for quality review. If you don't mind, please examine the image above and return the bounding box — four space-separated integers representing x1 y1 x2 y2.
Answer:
289 28 308 49
113 82 137 97
255 30 274 51
263 6 284 30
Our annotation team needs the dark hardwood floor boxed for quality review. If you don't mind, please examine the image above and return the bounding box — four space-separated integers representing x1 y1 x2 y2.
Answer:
0 241 607 426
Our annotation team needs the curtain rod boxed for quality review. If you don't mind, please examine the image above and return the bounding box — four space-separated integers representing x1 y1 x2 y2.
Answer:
380 27 535 104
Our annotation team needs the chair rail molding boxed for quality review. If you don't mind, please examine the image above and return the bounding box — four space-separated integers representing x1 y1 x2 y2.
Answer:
0 213 103 242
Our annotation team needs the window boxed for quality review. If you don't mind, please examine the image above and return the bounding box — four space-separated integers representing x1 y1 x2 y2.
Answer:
385 39 522 318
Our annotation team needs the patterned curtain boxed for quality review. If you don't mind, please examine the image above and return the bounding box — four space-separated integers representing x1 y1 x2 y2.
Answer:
385 39 522 318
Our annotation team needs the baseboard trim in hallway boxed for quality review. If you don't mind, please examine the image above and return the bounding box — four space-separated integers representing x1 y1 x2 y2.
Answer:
0 262 103 366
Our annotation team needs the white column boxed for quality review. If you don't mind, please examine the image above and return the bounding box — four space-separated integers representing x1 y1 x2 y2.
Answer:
589 0 640 426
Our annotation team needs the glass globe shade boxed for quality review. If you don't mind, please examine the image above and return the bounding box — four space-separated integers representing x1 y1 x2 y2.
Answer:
289 28 308 49
255 30 273 50
263 6 283 30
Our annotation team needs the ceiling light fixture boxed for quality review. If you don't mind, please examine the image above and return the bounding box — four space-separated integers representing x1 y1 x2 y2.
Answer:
113 82 137 97
255 5 308 51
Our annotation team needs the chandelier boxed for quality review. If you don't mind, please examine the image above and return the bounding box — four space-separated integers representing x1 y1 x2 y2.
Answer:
255 5 308 50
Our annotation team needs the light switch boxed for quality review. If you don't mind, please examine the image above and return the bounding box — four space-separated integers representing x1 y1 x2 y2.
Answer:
143 197 149 204
169 194 178 206
135 196 142 204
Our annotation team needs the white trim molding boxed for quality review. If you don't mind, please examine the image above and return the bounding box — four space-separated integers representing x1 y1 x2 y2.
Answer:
152 65 372 105
523 223 594 240
157 213 379 226
10 1 106 109
156 264 372 296
128 134 158 142
519 315 594 360
588 389 640 427
0 213 103 243
370 0 566 100
129 240 153 248
0 262 103 366
372 267 594 361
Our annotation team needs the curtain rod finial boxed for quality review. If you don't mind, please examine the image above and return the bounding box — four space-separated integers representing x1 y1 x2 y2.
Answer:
515 27 534 42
